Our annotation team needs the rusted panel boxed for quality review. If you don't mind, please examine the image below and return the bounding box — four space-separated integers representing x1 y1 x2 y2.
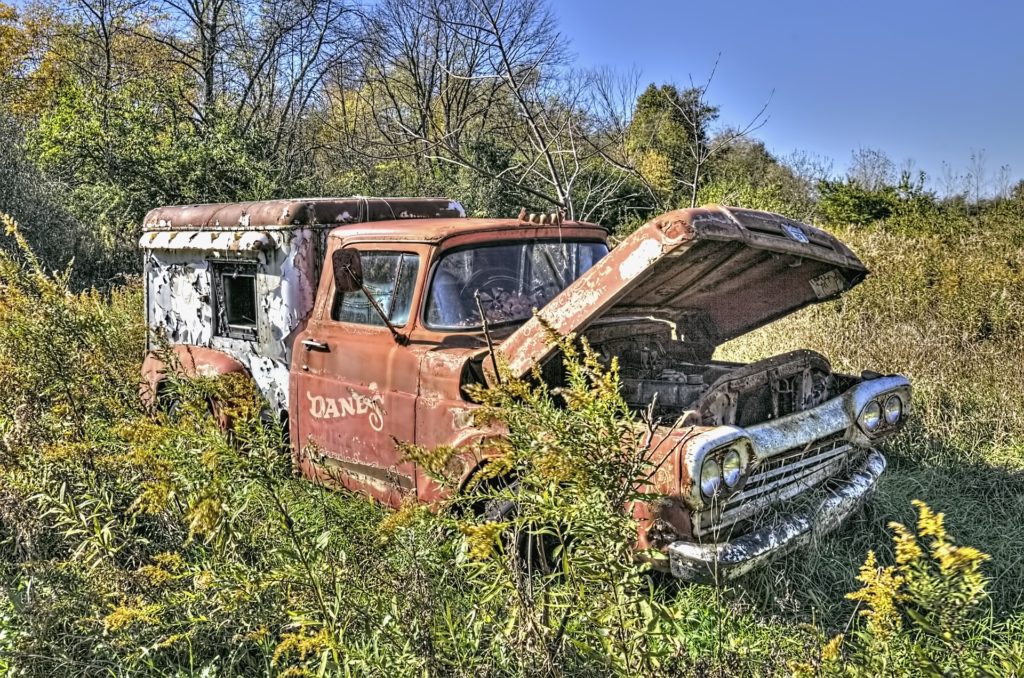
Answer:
143 230 311 414
138 199 911 580
143 197 466 231
140 344 249 408
142 197 467 416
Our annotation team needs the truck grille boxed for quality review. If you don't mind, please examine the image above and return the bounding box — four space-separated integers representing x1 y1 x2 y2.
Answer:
696 436 862 537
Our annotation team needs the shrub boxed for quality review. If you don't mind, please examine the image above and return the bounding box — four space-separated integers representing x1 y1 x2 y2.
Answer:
796 501 1024 676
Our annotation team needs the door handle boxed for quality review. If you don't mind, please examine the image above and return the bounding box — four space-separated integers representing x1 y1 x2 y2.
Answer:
302 338 329 351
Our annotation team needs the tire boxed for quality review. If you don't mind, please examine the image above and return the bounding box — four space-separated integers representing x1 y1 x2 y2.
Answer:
481 479 562 576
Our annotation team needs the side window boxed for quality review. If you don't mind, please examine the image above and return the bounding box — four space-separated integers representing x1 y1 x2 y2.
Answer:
331 251 419 326
212 260 258 340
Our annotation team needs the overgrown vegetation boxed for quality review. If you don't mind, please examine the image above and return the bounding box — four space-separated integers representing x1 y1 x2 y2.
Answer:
3 0 1024 674
1 201 1024 674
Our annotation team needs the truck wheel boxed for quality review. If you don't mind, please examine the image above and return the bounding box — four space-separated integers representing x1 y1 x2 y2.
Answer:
482 480 562 576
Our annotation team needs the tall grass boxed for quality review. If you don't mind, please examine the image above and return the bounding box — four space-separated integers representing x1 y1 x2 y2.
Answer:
718 220 1024 629
1 209 1023 676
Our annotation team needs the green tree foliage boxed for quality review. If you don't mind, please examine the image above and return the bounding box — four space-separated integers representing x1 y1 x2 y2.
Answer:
0 117 108 282
817 178 897 225
698 137 816 218
625 83 718 208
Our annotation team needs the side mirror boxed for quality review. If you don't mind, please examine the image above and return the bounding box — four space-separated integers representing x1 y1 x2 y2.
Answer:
332 249 363 293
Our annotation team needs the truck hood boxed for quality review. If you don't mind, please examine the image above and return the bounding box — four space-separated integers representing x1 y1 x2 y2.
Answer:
497 206 868 379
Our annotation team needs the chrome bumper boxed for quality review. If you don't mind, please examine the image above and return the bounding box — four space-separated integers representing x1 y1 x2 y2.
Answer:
668 450 886 582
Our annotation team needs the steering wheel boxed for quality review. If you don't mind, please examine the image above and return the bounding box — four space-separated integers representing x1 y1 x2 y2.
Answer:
460 272 521 303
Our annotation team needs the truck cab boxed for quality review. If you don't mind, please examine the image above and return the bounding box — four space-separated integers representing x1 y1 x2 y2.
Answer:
144 202 910 582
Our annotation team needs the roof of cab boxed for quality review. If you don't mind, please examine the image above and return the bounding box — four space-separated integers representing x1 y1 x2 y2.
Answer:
142 197 465 231
326 218 607 244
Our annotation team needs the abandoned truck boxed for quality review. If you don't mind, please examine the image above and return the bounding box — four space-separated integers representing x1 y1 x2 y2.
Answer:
140 200 910 582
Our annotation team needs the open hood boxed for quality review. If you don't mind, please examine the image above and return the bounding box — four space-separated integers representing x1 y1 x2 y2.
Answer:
498 205 868 379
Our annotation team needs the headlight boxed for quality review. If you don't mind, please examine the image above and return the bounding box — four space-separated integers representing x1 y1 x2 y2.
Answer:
860 400 882 432
700 458 722 500
722 450 742 488
883 395 903 425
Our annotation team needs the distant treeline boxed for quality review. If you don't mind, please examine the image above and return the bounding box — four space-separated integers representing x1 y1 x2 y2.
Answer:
1 0 1022 284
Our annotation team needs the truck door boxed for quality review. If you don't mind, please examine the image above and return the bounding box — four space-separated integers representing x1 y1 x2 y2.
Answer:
292 244 423 506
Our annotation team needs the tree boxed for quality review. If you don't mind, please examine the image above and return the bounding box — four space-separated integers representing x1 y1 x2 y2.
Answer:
331 0 633 220
593 58 769 212
0 116 102 281
848 147 895 192
624 83 712 208
696 137 817 219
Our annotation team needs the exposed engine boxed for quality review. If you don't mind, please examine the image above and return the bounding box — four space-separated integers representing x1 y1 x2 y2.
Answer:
584 320 852 427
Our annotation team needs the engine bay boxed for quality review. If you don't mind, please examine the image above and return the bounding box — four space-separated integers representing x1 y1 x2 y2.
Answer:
583 319 855 427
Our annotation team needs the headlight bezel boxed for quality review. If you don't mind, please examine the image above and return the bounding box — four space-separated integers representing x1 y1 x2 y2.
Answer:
698 438 752 502
857 392 907 436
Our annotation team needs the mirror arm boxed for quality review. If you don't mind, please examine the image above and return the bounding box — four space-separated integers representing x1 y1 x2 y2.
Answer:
350 270 407 345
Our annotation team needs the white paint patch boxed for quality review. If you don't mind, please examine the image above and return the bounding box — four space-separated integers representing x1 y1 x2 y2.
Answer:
618 239 662 282
144 228 318 416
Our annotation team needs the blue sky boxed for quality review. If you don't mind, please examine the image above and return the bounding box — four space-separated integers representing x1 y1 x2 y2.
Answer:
553 0 1024 194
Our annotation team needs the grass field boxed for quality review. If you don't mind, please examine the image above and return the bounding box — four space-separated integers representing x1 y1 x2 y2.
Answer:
1 208 1023 676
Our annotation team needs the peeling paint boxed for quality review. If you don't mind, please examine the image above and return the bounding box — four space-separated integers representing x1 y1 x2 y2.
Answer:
143 197 466 417
142 201 908 585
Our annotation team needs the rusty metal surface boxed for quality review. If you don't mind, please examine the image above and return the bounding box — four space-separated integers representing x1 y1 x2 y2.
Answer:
497 205 867 380
137 201 909 576
143 228 315 414
143 197 466 231
142 197 467 415
328 219 605 247
140 345 248 408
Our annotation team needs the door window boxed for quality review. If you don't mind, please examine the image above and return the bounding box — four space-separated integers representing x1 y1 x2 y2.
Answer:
331 251 419 326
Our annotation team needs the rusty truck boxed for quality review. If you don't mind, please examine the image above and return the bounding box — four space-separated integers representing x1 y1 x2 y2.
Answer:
141 199 910 581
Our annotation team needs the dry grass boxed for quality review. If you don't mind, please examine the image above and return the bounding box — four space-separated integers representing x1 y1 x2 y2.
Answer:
719 220 1024 627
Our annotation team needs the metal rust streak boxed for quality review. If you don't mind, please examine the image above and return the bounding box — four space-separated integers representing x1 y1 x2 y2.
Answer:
496 205 869 381
143 197 466 231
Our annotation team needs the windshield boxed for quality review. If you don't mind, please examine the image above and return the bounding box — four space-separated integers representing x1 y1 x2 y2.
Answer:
425 240 608 330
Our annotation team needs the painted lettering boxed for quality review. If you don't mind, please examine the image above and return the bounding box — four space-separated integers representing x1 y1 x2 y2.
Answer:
306 383 387 432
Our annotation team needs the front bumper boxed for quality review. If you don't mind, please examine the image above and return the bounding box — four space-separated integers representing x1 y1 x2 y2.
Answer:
668 449 886 582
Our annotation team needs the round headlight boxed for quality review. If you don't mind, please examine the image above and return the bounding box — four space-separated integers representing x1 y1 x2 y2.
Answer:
861 400 882 432
883 395 902 425
700 458 722 500
722 450 742 488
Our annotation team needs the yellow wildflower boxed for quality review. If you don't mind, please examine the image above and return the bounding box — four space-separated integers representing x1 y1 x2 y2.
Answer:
378 498 426 539
137 565 173 587
846 550 904 638
103 602 162 632
273 627 332 665
821 633 844 663
912 499 946 540
152 551 185 572
889 521 923 566
460 521 505 561
193 570 214 590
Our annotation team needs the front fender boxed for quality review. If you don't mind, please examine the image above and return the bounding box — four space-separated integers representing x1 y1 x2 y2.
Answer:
141 345 249 409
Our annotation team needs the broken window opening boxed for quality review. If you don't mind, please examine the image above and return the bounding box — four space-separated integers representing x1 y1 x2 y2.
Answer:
212 260 259 340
